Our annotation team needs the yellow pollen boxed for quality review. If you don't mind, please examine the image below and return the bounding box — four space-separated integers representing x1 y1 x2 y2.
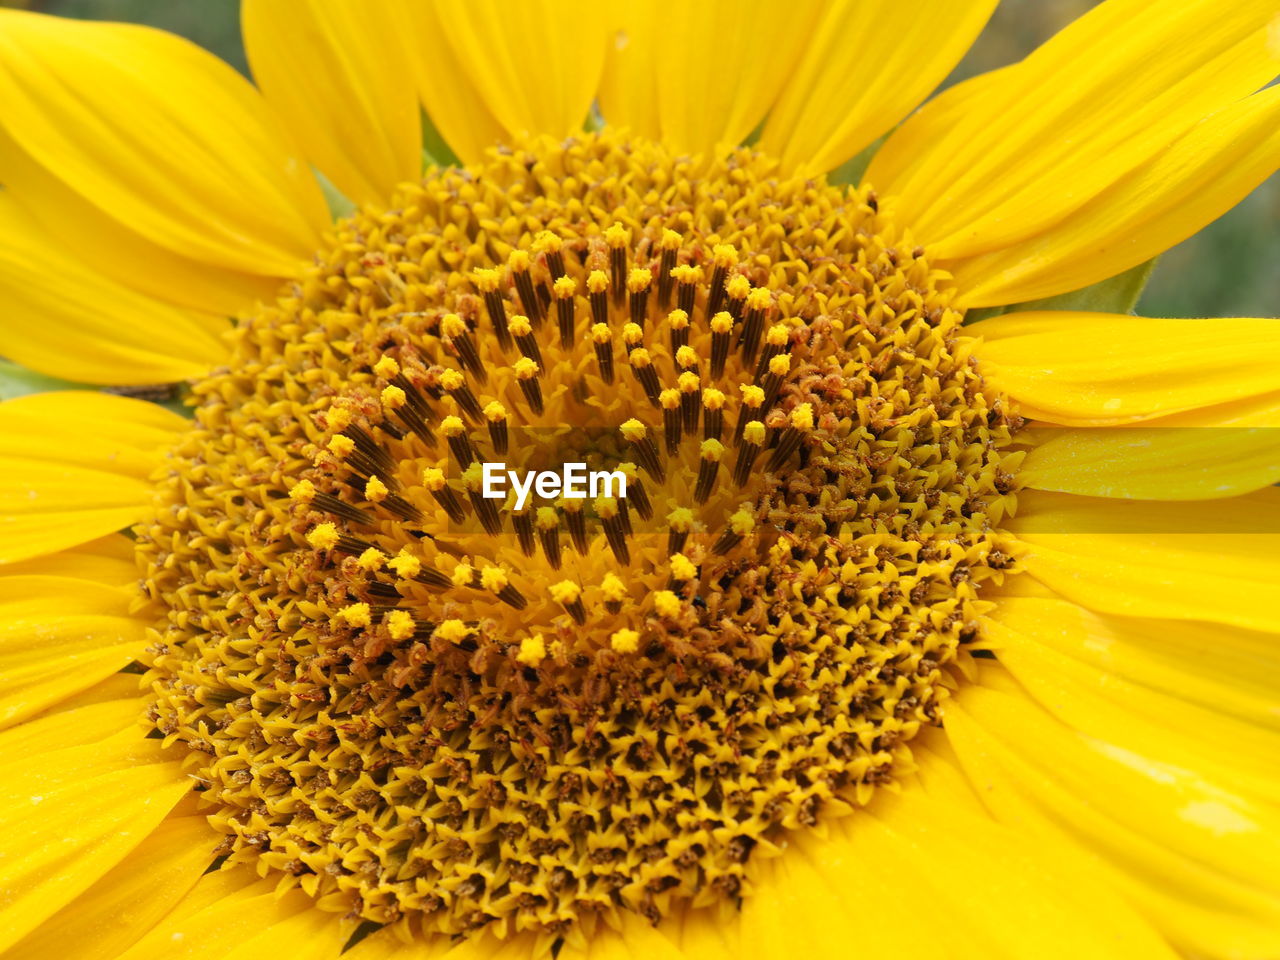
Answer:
667 507 694 532
440 416 465 437
441 313 467 338
517 634 547 666
536 506 559 530
675 345 698 368
472 267 501 292
587 270 608 294
553 276 577 298
659 388 680 410
326 405 353 432
480 567 508 593
620 419 648 442
600 573 627 603
389 549 421 579
746 286 772 310
289 479 315 502
660 228 681 250
356 547 385 572
766 323 789 347
743 420 767 445
768 353 791 376
667 308 689 329
386 610 415 641
712 244 738 267
421 467 446 491
700 438 725 461
549 580 581 604
483 401 507 422
335 602 372 628
514 357 539 379
726 275 751 299
711 311 733 334
678 371 700 393
740 384 766 407
610 628 640 654
508 249 532 272
306 523 339 550
791 403 815 431
703 388 725 410
669 553 698 581
729 509 755 536
380 384 406 409
439 368 465 391
653 590 681 618
533 230 562 255
364 475 389 502
436 619 470 644
327 434 355 458
373 356 401 379
627 267 652 292
604 223 628 248
509 314 532 337
591 322 611 343
451 563 476 587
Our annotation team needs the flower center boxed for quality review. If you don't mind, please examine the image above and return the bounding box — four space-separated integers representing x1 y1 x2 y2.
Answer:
138 132 1021 944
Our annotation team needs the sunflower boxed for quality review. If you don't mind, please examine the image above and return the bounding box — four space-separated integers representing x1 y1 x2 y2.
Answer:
2 1 1279 958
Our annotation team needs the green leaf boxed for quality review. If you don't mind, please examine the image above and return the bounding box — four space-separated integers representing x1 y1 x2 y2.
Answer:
828 133 887 187
314 167 356 220
421 107 460 168
1010 257 1159 315
0 360 90 401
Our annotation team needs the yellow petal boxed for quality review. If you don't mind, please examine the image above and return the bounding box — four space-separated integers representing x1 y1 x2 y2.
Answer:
5 815 215 960
0 391 185 564
559 913 688 960
1008 488 1280 631
1019 394 1280 500
0 122 277 317
867 0 1280 259
391 0 607 163
984 599 1280 801
0 732 191 953
946 671 1280 959
0 568 146 731
740 747 1175 960
118 873 349 960
0 9 328 278
985 597 1280 732
600 1 818 157
972 312 1280 425
758 0 997 174
951 85 1280 306
242 0 421 206
0 689 141 756
0 194 227 384
343 927 457 960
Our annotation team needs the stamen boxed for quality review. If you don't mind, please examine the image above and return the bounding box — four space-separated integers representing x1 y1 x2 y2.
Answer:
733 420 767 486
514 358 544 415
553 276 577 349
667 506 693 556
591 323 615 384
441 314 486 384
694 439 724 503
656 228 681 308
441 415 476 470
509 314 544 368
422 467 466 525
660 389 682 454
707 244 737 317
535 230 567 281
667 308 690 353
587 270 609 327
710 311 733 380
596 497 630 565
562 498 589 555
536 506 562 569
672 264 699 318
712 507 754 555
605 223 628 308
441 368 483 422
484 401 509 455
703 388 726 441
472 268 513 351
627 348 662 407
621 419 664 482
550 580 586 624
738 287 772 366
508 250 544 325
627 267 652 326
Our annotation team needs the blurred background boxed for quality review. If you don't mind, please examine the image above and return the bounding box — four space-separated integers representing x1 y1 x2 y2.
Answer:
15 0 1280 318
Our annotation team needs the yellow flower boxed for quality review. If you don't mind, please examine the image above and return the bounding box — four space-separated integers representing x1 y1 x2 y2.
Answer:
0 2 1278 959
